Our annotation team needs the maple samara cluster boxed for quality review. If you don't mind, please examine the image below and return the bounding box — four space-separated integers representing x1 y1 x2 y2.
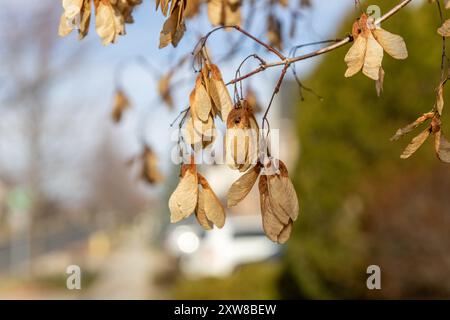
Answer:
57 0 450 244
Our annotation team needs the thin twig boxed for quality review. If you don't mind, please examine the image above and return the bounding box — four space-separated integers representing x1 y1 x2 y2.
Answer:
194 25 286 61
436 0 448 80
289 39 344 57
170 107 190 127
290 66 323 101
227 37 352 85
262 63 290 131
226 0 413 86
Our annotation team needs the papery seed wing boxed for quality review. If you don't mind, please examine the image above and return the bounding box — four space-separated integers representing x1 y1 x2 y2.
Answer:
344 34 367 78
203 188 226 229
168 164 198 223
224 0 241 26
195 189 213 230
95 1 119 45
158 73 174 109
225 130 239 170
171 21 186 48
159 6 179 48
390 113 434 141
226 129 248 170
268 161 299 222
375 67 385 97
259 176 284 243
363 32 384 80
185 0 202 18
157 0 169 15
438 19 450 37
277 220 293 244
62 0 83 19
226 108 250 170
372 28 408 60
207 0 222 26
193 76 212 122
203 116 216 148
184 116 203 147
195 115 216 149
267 176 291 225
209 64 233 122
59 0 84 36
111 89 130 123
78 0 92 40
227 166 261 208
240 133 251 172
267 14 283 51
247 113 260 169
142 146 164 184
436 84 444 116
199 174 226 228
434 131 450 163
400 127 431 159
59 14 74 37
159 14 175 48
201 65 211 94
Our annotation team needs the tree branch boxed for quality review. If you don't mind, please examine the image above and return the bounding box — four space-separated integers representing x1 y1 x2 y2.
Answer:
226 0 413 86
194 25 286 61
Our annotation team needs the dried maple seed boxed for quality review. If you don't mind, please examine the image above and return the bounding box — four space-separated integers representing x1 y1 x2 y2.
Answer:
226 101 259 172
197 174 226 229
345 13 408 81
111 89 130 123
59 0 142 45
158 0 187 48
227 165 261 208
207 0 242 27
168 161 226 229
258 160 299 244
168 162 198 223
141 146 164 184
208 64 233 121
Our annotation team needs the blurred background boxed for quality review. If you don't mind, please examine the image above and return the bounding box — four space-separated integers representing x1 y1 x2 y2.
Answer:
0 0 449 299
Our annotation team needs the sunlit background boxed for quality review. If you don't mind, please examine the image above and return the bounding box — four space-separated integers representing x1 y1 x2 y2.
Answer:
0 0 449 299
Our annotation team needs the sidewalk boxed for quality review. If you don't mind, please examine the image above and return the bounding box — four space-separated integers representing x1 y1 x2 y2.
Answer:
85 224 169 300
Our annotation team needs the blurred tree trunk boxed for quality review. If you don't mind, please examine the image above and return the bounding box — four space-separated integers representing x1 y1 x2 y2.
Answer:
0 2 85 274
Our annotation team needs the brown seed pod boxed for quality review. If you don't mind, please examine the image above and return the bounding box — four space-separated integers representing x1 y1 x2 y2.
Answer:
258 160 299 244
226 101 259 172
168 162 198 223
111 89 130 123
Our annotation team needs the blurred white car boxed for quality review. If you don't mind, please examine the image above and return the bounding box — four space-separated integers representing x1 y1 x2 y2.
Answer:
164 215 282 278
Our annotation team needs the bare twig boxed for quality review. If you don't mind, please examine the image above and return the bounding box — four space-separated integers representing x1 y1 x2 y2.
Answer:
262 63 290 131
289 39 344 57
226 0 413 86
436 0 449 80
170 107 190 127
194 25 286 61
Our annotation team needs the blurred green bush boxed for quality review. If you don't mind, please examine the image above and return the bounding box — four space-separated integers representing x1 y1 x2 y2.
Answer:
172 262 282 300
284 0 450 299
